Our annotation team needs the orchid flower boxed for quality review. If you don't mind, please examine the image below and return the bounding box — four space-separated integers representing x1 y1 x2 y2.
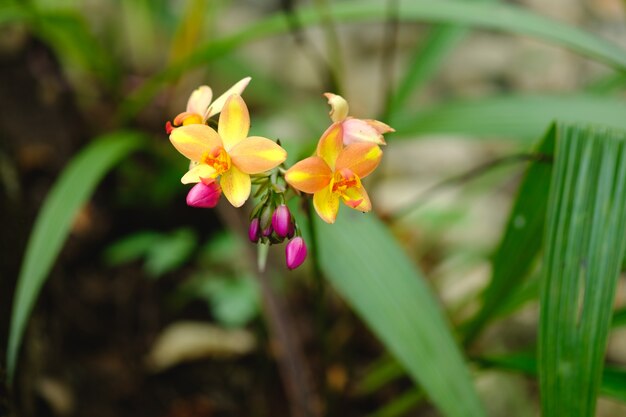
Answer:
169 94 287 207
165 77 252 134
285 124 382 223
324 93 394 146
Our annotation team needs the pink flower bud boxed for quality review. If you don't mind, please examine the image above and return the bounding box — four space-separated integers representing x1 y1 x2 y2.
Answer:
262 225 273 237
248 218 261 243
285 237 307 270
286 221 295 239
272 205 291 238
186 180 221 208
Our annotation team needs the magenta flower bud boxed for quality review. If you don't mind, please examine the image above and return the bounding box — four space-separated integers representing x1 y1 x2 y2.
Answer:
262 225 273 237
285 237 307 270
248 218 261 243
186 180 221 208
272 205 292 238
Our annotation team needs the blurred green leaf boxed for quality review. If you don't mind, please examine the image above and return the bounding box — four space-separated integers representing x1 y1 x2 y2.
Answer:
144 228 197 278
612 308 626 328
394 95 626 142
315 211 486 417
177 274 260 328
367 388 423 417
356 356 404 395
103 230 162 265
463 126 555 342
7 131 146 383
477 352 626 403
539 124 626 416
123 0 626 120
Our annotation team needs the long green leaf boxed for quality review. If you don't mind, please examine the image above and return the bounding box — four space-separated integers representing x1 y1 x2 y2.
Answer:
539 124 626 416
122 0 626 120
394 95 626 142
314 211 485 417
477 352 626 403
463 125 555 343
7 132 146 383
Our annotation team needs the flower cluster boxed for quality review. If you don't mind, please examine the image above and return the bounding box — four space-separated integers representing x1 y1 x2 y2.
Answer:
284 93 393 223
167 79 393 270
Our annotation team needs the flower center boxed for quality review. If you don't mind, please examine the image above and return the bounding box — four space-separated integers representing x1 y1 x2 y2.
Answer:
200 146 231 175
331 168 361 196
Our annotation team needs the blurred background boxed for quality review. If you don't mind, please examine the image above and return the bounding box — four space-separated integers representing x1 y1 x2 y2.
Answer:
1 0 626 416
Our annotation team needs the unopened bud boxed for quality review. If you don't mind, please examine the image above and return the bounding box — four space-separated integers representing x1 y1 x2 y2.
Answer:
285 237 307 270
272 205 291 238
186 180 221 208
248 218 261 243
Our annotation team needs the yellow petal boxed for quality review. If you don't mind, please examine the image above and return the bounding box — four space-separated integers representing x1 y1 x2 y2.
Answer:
220 165 251 207
285 156 332 193
324 92 349 123
181 164 217 184
170 124 223 161
316 123 343 170
186 85 213 118
229 136 287 174
206 77 252 119
335 143 382 179
218 94 250 151
342 185 372 212
313 186 340 224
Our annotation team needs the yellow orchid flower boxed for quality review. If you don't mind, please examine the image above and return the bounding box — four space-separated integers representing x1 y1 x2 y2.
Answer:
169 94 287 207
324 92 395 145
166 77 252 133
285 124 383 223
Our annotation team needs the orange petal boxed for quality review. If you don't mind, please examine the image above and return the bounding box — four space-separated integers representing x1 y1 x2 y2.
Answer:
365 119 395 134
170 124 223 161
342 185 372 212
218 94 250 151
229 136 287 174
324 92 349 122
313 186 340 224
181 164 217 184
316 123 343 170
285 156 332 193
206 77 252 119
335 143 383 179
342 118 386 145
186 85 213 117
220 165 251 207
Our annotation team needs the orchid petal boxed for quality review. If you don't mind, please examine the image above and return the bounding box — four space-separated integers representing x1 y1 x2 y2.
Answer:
170 124 223 161
316 123 343 169
285 156 332 193
342 118 386 145
324 92 349 123
218 94 250 151
229 136 287 174
313 185 340 224
220 165 251 207
181 164 217 184
342 185 372 212
186 85 213 117
206 77 252 119
335 143 383 179
365 119 395 135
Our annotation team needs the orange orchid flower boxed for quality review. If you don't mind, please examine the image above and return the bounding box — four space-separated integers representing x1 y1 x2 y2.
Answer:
166 77 251 133
285 124 382 224
324 93 394 146
169 94 287 207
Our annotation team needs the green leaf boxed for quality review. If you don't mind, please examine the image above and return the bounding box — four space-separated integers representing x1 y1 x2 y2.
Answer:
122 0 626 120
612 308 626 328
463 125 555 342
103 230 163 266
144 228 197 278
539 124 626 416
477 352 626 403
7 131 146 383
314 211 485 417
394 95 626 142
